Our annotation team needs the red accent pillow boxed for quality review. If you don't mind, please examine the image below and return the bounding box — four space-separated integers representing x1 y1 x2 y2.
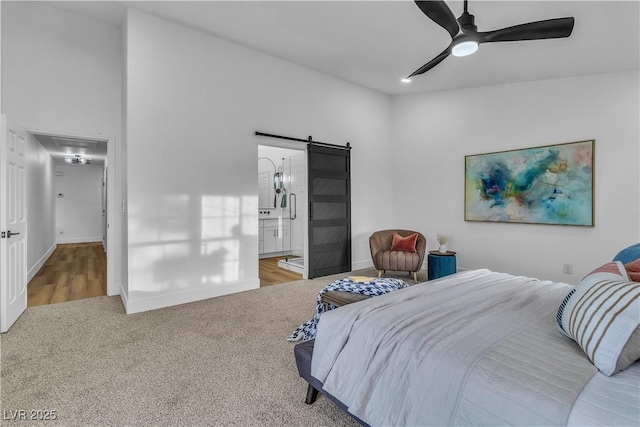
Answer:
625 258 640 282
390 233 418 253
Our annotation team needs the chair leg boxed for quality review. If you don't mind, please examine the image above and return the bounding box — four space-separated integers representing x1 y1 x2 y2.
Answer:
305 384 319 404
413 272 418 284
377 270 383 278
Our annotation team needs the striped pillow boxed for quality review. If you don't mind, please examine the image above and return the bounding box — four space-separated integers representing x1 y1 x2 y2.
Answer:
557 262 628 338
557 274 640 376
556 288 576 338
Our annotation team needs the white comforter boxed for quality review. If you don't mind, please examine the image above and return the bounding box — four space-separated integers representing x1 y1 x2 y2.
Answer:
311 269 636 426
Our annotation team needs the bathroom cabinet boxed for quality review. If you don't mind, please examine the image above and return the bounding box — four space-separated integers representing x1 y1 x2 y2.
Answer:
259 219 290 255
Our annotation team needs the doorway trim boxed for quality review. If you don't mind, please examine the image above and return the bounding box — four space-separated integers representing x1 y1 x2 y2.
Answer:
26 127 118 296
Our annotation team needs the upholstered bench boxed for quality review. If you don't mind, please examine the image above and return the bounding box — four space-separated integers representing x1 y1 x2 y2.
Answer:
321 290 370 309
288 277 408 342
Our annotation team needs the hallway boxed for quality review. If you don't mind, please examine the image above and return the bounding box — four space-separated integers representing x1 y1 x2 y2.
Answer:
27 243 107 306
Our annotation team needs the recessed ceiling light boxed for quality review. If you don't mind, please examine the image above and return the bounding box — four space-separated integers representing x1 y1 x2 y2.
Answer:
401 78 411 83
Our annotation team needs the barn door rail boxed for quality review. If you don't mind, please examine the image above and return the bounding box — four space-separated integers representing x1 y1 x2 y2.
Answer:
254 131 351 150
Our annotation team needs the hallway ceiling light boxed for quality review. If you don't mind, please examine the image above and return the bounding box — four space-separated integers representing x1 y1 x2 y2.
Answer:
64 155 90 165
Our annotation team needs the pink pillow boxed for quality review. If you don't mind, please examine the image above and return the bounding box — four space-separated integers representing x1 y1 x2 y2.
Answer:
625 258 640 282
583 261 628 281
390 233 418 253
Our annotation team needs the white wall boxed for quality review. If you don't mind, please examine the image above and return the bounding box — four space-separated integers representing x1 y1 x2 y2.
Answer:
1 1 123 294
1 2 121 137
26 135 56 281
391 70 640 283
124 9 393 313
54 164 104 244
0 3 3 111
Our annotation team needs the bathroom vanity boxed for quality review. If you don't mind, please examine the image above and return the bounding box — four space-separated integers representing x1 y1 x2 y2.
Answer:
259 217 290 256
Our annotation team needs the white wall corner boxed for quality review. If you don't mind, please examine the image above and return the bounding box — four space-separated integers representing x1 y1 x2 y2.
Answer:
124 279 260 315
352 259 375 271
27 243 56 283
118 283 128 306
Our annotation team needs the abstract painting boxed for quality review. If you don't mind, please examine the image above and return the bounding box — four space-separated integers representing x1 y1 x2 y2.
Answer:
465 140 594 226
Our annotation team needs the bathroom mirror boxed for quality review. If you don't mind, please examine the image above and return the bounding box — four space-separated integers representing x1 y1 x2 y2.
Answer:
258 158 276 209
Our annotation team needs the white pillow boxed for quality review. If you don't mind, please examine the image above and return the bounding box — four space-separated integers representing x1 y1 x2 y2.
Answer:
557 273 640 376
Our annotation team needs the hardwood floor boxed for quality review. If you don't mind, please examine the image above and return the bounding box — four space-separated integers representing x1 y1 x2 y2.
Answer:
259 256 302 287
29 247 294 304
27 242 107 307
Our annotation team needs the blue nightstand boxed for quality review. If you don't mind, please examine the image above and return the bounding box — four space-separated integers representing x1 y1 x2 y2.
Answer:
427 251 457 280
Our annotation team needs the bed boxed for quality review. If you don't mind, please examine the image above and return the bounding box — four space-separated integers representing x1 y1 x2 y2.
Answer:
294 248 640 426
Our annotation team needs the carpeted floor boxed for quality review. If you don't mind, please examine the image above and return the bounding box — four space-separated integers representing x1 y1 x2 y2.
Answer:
1 267 423 426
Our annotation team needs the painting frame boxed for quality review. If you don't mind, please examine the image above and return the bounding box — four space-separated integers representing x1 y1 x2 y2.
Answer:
464 140 594 226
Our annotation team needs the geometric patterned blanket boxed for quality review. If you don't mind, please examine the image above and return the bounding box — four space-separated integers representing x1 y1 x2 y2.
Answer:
287 277 408 342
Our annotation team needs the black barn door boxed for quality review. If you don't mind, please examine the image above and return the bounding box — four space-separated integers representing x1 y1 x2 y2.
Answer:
307 143 351 278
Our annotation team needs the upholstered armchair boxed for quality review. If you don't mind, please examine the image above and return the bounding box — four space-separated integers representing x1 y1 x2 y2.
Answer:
369 229 426 283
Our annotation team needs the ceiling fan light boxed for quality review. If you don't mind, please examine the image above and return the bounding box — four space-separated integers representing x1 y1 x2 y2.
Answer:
452 40 478 57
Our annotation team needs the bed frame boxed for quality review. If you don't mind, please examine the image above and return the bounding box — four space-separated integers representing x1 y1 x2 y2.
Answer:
294 339 368 425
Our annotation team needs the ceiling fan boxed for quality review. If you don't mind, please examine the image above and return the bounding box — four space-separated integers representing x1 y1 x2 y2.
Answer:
407 0 575 79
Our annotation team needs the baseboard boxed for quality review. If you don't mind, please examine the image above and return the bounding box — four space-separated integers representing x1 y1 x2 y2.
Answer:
351 259 374 271
119 283 128 308
105 280 121 297
124 278 260 315
352 259 429 278
56 236 103 244
259 251 290 259
27 243 56 283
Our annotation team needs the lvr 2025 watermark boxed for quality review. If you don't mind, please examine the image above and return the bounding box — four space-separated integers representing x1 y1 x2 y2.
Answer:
2 410 58 421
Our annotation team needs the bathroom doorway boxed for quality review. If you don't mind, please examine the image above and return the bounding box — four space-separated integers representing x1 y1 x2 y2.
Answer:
258 144 308 284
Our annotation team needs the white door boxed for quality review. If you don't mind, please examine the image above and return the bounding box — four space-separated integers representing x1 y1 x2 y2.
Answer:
0 115 28 332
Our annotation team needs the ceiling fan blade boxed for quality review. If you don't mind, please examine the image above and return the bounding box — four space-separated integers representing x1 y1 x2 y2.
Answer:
479 17 575 43
407 47 452 78
414 0 460 39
